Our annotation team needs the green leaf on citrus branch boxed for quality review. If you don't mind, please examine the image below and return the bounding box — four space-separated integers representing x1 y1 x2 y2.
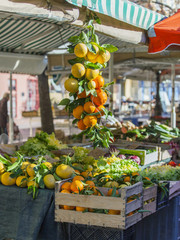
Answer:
68 57 84 65
59 98 70 106
101 44 118 53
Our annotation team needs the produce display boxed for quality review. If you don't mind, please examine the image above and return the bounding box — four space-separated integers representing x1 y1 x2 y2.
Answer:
19 131 67 156
140 164 180 181
113 121 180 143
59 20 118 148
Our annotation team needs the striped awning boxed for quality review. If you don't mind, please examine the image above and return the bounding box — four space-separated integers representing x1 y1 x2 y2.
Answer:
66 0 164 30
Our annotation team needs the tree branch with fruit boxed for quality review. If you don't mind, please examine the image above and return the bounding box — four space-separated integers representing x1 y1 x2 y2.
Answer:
59 20 118 148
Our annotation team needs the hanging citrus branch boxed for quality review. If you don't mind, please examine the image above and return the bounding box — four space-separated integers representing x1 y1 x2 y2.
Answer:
59 19 118 148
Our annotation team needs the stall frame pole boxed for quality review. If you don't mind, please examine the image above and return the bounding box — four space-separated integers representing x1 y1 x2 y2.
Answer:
9 71 14 143
109 53 114 113
171 64 176 128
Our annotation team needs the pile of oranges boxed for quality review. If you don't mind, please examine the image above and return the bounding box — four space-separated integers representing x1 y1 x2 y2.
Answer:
64 41 111 131
59 174 123 215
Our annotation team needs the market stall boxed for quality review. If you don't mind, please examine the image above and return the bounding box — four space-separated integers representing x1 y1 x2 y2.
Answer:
0 1 180 240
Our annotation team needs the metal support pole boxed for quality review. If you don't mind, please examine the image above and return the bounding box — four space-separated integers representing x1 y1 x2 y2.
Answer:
171 64 176 128
9 72 14 143
109 53 114 113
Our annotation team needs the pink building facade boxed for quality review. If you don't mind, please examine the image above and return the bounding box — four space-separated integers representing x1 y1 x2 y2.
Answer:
0 73 39 119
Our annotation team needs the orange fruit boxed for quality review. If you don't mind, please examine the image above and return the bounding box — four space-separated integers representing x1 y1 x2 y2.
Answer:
107 189 119 196
75 169 80 175
96 50 110 64
71 63 85 79
83 102 96 114
64 78 79 93
88 208 94 212
90 89 107 106
85 180 95 188
94 105 105 118
144 177 151 181
81 171 92 178
76 206 87 212
92 187 98 195
74 43 88 58
77 119 87 130
127 212 134 216
83 115 97 128
64 205 75 210
108 210 121 215
70 180 84 192
86 68 99 81
93 75 105 88
77 90 89 99
61 189 71 193
73 176 85 182
73 105 84 119
132 172 140 177
124 176 131 182
61 182 71 192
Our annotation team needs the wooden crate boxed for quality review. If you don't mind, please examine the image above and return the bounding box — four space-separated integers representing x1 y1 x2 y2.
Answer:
142 185 157 218
118 148 158 166
169 181 180 200
55 181 143 229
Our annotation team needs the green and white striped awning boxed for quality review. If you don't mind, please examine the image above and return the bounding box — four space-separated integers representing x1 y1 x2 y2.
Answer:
66 0 164 30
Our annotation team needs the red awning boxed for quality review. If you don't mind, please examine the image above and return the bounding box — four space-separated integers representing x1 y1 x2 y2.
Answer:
148 10 180 53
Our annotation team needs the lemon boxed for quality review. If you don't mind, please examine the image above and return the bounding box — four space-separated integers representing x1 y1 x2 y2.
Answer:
21 161 30 173
71 63 86 79
96 50 110 64
16 176 27 188
10 157 17 163
1 172 16 186
43 162 53 170
111 181 119 188
87 45 99 60
55 164 74 179
64 78 79 93
27 176 39 188
87 80 96 90
74 43 88 58
86 68 99 81
87 165 93 171
0 162 5 174
26 164 37 177
43 174 55 189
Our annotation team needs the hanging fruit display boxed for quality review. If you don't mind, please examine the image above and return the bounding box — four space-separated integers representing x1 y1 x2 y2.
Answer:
59 20 118 148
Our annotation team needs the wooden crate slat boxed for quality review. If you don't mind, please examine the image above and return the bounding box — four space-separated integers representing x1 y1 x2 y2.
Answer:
55 193 125 210
143 201 157 218
125 212 142 229
55 209 126 229
126 197 143 214
169 181 180 196
121 182 143 198
143 185 157 201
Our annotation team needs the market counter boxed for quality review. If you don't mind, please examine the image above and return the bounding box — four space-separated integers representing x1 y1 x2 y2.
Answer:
0 185 59 240
1 184 180 240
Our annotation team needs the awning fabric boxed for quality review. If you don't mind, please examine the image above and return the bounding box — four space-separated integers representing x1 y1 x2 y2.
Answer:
148 11 180 53
66 0 164 30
